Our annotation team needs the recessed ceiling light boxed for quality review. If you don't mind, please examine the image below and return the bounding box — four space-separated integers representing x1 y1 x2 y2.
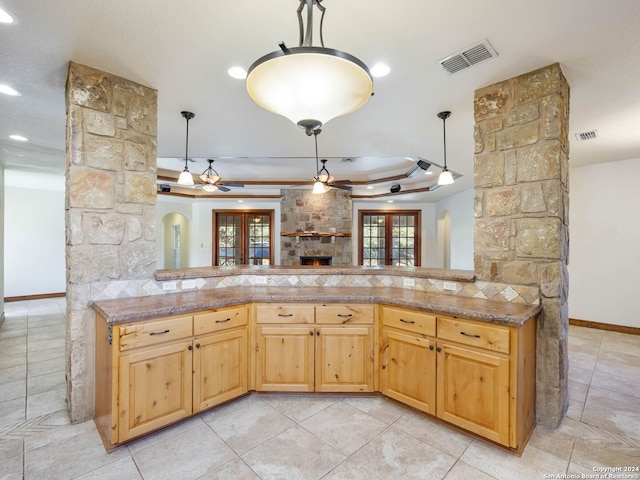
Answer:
237 200 244 203
0 7 14 24
9 134 29 142
370 63 390 78
0 84 20 96
424 171 433 176
387 200 394 203
366 186 373 189
228 66 247 80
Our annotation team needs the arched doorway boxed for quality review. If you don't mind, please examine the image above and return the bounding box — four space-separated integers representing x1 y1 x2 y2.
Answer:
436 210 451 269
161 212 190 269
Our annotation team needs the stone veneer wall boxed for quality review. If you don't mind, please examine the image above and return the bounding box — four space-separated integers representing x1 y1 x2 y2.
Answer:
65 63 157 422
280 189 352 265
473 63 570 427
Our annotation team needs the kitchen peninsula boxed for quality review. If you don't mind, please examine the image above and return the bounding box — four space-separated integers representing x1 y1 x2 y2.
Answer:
92 266 539 455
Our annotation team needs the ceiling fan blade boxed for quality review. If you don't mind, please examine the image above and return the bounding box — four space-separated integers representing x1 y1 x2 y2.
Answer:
220 182 244 187
329 183 353 191
217 185 231 192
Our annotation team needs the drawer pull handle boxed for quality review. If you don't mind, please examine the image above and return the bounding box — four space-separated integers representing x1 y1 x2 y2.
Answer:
277 313 294 317
149 329 170 336
215 318 231 323
460 331 481 338
337 314 353 317
400 318 416 324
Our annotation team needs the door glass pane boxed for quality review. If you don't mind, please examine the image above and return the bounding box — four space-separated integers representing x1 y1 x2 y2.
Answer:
392 214 415 266
248 214 271 265
362 214 386 266
218 214 242 266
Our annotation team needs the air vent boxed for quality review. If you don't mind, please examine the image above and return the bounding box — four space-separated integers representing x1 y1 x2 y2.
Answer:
575 130 598 141
439 39 498 74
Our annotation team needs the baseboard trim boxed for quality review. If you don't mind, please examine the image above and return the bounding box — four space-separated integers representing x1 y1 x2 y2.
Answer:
4 292 66 303
569 318 640 336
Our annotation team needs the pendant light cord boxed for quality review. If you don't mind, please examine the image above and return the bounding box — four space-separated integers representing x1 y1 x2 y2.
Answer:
184 116 190 169
442 115 447 170
314 130 319 173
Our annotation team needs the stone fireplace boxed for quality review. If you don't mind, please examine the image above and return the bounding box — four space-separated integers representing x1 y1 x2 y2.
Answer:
280 189 352 266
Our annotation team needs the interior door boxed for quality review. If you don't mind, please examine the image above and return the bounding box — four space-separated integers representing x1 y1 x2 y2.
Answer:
213 210 274 265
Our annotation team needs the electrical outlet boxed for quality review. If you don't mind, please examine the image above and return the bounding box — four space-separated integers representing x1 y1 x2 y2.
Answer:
443 281 458 291
182 279 196 289
403 278 415 288
255 276 267 285
162 281 177 291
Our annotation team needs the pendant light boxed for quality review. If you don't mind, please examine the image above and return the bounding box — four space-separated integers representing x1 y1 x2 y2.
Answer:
177 111 195 186
437 111 454 186
311 130 330 194
246 0 373 136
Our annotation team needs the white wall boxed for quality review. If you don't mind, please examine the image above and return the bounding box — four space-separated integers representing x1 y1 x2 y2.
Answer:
569 157 640 328
3 171 66 297
435 188 475 270
0 165 4 317
352 201 437 267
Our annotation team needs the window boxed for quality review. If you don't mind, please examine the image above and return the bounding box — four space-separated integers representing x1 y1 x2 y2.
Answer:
359 210 421 266
213 210 274 266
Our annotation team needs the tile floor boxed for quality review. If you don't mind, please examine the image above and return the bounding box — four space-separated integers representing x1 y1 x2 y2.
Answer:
1 298 639 480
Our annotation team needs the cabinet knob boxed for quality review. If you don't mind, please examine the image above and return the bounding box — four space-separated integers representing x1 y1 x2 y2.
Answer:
436 347 442 352
196 343 201 349
316 330 320 336
188 345 193 351
309 331 314 336
429 345 434 351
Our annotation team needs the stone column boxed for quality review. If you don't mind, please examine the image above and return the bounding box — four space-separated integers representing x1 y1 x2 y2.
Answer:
473 63 569 427
65 63 157 422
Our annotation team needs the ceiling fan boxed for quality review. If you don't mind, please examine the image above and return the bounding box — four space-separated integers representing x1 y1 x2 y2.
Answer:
196 159 245 193
310 130 352 194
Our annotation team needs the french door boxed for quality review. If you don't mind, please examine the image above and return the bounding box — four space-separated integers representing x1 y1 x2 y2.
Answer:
213 211 274 266
359 210 421 266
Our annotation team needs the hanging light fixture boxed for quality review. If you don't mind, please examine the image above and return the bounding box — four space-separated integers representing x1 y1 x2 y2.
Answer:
177 111 195 186
437 111 454 186
311 130 331 194
246 0 373 136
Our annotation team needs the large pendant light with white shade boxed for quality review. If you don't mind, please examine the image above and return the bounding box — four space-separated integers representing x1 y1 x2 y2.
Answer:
437 111 454 186
177 111 195 186
246 0 373 136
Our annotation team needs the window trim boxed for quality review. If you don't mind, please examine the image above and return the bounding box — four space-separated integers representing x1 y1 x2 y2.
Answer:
212 210 275 266
358 210 421 266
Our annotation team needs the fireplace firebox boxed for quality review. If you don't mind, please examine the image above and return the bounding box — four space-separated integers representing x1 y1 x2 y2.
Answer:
300 256 332 266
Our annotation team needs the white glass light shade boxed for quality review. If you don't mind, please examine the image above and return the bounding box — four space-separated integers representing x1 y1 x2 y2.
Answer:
438 169 454 186
312 180 326 194
177 170 194 186
199 173 220 184
246 48 373 129
202 184 218 192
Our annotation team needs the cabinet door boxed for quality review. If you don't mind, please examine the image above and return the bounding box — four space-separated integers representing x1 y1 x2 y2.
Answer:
255 326 314 392
316 327 374 392
193 327 248 413
380 329 436 414
436 342 510 445
119 340 193 442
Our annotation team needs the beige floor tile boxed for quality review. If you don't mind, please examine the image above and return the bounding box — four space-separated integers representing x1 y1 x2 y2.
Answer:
0 353 27 370
73 456 143 480
241 425 345 480
26 387 66 420
342 395 408 424
27 337 65 352
571 435 640 472
1 342 27 356
601 331 640 355
321 459 379 480
581 386 640 443
568 363 594 386
0 364 27 384
27 356 65 377
27 345 64 365
25 425 129 480
0 437 23 461
132 423 236 480
528 415 604 460
126 416 205 454
393 411 473 458
0 379 25 403
569 350 598 371
349 426 456 480
566 379 589 420
205 399 295 454
0 335 27 348
0 451 23 480
197 457 260 480
591 367 640 398
24 416 95 452
26 370 66 396
300 402 388 456
0 328 27 341
260 393 341 422
25 329 64 344
443 460 497 480
460 440 567 480
198 393 263 423
0 397 25 429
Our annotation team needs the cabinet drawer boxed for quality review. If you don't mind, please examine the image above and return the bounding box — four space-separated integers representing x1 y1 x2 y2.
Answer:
381 306 436 336
194 306 247 335
437 316 510 354
119 315 193 351
256 304 315 324
315 304 374 324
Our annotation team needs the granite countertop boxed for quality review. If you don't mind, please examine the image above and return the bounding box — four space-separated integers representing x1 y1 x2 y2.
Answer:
154 265 476 282
91 287 540 327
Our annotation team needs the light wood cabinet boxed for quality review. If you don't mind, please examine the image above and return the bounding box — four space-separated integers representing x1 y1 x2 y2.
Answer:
380 306 536 452
95 306 248 450
254 304 376 393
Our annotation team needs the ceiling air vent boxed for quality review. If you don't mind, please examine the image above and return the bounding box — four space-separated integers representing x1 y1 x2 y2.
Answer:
575 130 598 141
439 39 498 74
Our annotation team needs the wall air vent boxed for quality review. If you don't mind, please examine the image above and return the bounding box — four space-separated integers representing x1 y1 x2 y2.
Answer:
439 39 498 74
575 130 598 141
